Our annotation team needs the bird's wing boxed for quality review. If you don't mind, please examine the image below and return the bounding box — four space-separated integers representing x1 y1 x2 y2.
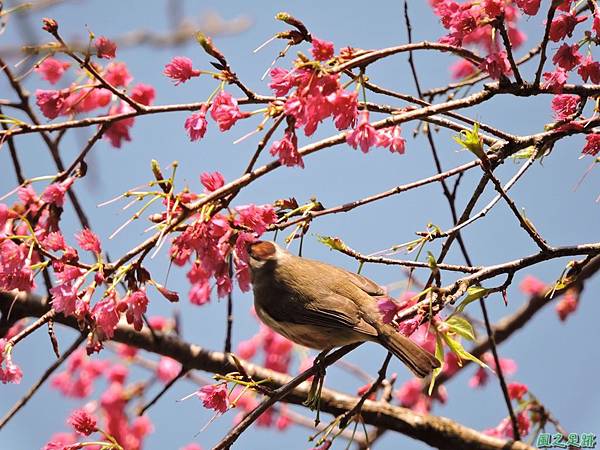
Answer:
301 292 378 337
343 270 386 297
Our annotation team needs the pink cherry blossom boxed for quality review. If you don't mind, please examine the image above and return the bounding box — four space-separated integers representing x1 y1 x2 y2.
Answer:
551 94 580 121
268 67 293 96
51 348 108 398
184 105 209 141
236 338 258 360
542 68 568 93
105 102 135 148
210 91 249 131
519 275 546 296
515 0 540 15
378 125 406 154
235 204 277 234
42 231 67 251
549 12 587 42
346 111 378 153
164 56 201 85
36 89 69 119
582 133 600 156
270 129 304 168
68 409 97 436
377 297 402 324
507 382 528 400
92 291 120 340
188 279 211 306
43 433 77 450
484 411 531 439
469 353 516 388
106 364 128 383
156 356 182 383
130 83 155 106
35 57 70 84
330 89 358 130
197 383 230 413
50 282 80 316
0 240 35 292
451 59 477 79
66 87 112 113
552 43 582 71
200 171 225 192
75 228 101 254
311 37 335 61
578 56 600 84
556 289 578 321
0 339 23 384
104 62 132 87
95 36 117 59
479 51 511 80
396 378 436 414
41 178 74 207
181 444 203 450
122 289 148 331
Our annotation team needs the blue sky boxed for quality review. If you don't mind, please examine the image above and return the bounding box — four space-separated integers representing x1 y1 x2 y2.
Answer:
1 1 599 449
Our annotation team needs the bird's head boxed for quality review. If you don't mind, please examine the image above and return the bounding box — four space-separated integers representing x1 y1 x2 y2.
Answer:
247 240 287 272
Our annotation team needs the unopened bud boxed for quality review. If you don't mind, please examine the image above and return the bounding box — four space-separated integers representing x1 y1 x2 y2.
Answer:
195 32 227 66
42 18 59 34
155 283 179 302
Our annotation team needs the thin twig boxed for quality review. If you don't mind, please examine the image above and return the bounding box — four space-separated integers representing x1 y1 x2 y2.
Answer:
534 4 558 87
137 365 190 416
0 333 85 431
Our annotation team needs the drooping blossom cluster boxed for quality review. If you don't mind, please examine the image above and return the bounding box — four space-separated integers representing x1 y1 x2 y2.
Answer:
518 274 579 321
236 318 295 374
346 111 406 155
483 380 535 439
430 0 526 80
469 352 517 388
0 339 23 384
46 350 154 449
34 36 155 148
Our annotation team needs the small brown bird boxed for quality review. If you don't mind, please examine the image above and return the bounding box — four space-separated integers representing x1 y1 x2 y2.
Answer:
247 240 440 378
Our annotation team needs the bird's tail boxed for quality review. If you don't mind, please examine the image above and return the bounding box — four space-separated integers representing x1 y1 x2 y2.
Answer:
379 330 440 378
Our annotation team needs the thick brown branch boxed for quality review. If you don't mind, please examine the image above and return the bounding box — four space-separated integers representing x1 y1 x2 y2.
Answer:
0 291 534 450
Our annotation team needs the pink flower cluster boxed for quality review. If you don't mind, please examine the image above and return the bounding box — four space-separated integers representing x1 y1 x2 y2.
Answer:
0 339 23 384
396 378 448 414
236 320 294 374
52 348 109 397
183 91 250 142
431 0 526 80
484 410 531 439
47 354 154 449
346 111 406 154
377 292 424 337
35 44 156 149
170 194 277 307
469 353 517 388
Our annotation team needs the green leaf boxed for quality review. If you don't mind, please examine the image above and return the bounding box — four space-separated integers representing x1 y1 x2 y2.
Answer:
315 235 347 252
445 316 476 341
453 122 484 158
442 334 489 370
426 251 438 269
510 145 537 160
453 286 489 316
428 333 445 396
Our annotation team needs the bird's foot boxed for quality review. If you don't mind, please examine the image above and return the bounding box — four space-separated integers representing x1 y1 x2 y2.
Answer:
303 349 329 425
